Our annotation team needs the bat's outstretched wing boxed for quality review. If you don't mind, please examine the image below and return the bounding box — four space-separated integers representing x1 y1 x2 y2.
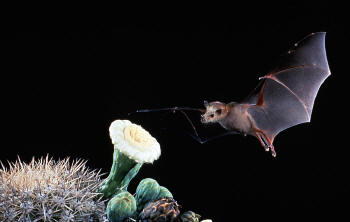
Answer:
244 32 331 140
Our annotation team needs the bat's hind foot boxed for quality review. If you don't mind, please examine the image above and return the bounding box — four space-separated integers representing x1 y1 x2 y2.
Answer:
269 144 276 157
263 146 270 152
255 131 276 157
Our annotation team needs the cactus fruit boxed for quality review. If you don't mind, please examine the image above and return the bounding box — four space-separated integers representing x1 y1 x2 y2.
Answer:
0 156 107 221
139 197 181 222
106 191 137 222
180 211 202 222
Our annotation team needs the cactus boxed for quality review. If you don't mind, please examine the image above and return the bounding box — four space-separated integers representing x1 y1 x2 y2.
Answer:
106 191 137 222
0 156 107 221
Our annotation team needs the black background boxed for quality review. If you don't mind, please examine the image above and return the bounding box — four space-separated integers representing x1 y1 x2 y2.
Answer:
9 6 349 221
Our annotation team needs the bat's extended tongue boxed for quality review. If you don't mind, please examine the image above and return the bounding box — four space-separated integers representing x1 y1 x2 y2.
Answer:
129 107 205 115
140 107 205 113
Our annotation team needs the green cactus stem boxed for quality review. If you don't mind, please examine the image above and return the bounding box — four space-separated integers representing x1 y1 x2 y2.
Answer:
98 148 143 198
106 191 137 222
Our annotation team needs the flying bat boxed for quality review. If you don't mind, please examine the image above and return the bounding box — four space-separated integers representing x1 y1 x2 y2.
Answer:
135 32 331 157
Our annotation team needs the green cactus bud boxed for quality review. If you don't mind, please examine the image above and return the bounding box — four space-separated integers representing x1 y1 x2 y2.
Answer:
157 186 173 199
135 178 161 211
107 191 137 222
181 211 202 222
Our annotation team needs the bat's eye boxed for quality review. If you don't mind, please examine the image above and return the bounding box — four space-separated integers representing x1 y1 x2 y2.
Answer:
209 114 214 118
215 109 222 115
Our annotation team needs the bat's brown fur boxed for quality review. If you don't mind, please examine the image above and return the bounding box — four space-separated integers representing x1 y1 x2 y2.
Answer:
201 101 276 156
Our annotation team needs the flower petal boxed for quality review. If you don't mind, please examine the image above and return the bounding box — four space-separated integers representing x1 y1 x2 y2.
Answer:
109 120 161 163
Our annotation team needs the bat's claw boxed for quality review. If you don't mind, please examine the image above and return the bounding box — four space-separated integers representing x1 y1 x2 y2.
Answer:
269 145 276 157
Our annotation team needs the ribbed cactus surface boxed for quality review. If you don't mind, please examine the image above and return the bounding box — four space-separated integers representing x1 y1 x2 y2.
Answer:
0 156 107 221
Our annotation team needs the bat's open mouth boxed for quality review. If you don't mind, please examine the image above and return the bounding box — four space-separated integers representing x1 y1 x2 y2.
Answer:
201 116 215 125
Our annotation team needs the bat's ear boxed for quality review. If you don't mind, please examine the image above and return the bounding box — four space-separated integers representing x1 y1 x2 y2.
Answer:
204 100 209 107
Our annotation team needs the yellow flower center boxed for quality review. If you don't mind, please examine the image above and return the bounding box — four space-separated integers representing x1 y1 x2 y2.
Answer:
123 125 155 150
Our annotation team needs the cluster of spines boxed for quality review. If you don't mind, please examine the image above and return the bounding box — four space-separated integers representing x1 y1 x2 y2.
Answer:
0 156 108 221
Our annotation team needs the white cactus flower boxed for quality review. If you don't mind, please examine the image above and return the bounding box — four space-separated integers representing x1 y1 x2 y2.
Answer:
109 120 161 163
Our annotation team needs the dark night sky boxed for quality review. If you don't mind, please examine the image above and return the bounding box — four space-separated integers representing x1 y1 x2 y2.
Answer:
8 6 349 221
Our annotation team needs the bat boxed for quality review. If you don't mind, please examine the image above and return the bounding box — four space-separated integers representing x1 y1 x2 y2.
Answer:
134 32 331 157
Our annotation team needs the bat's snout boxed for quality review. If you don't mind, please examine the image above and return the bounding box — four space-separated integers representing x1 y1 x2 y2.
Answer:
201 111 217 124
